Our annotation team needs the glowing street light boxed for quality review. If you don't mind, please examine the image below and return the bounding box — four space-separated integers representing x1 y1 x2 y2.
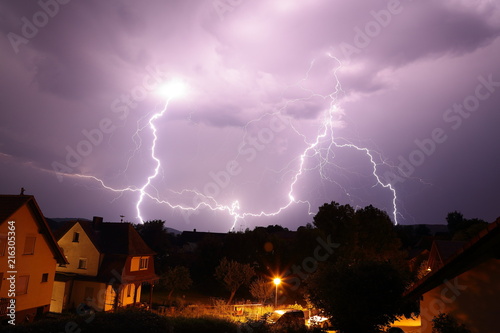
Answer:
273 277 281 308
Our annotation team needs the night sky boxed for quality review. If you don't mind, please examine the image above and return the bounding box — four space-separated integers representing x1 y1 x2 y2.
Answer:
1 0 500 232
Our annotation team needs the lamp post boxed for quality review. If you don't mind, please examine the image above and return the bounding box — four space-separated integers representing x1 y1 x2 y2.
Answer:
273 278 281 308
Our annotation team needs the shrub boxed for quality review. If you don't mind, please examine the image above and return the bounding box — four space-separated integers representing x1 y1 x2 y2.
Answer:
432 313 471 333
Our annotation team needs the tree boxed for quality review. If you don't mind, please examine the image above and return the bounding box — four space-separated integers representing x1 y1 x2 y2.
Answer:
134 220 173 274
446 211 488 240
308 261 415 333
446 211 466 235
312 202 406 264
161 266 192 299
215 257 255 304
432 313 471 333
306 202 417 333
249 277 273 304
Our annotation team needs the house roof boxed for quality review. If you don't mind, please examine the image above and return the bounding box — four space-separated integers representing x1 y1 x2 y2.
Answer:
0 194 68 265
427 239 468 272
0 194 31 222
406 218 500 298
54 220 156 256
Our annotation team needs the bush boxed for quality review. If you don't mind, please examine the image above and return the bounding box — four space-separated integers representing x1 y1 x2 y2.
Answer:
432 313 471 333
3 308 169 333
166 316 238 333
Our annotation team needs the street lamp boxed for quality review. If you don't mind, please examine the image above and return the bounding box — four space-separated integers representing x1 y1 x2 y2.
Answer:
273 278 281 308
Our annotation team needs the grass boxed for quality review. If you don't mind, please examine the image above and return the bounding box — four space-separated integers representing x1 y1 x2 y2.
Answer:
3 307 323 333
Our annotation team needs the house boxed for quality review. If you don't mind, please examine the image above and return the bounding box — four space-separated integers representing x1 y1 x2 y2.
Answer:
0 194 67 324
50 217 158 313
406 218 500 333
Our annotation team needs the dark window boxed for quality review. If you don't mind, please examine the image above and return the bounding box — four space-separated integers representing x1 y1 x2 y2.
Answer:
41 273 49 283
72 232 80 242
78 258 87 269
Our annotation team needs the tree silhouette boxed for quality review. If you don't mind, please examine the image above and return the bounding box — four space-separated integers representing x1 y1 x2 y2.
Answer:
308 261 413 333
161 266 192 299
215 257 255 304
307 202 417 333
134 220 172 274
249 277 273 304
446 211 488 240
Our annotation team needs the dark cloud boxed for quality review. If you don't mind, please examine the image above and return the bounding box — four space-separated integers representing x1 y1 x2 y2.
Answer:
1 0 499 231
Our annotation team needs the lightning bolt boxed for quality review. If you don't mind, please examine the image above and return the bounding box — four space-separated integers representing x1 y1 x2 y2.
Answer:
58 54 401 229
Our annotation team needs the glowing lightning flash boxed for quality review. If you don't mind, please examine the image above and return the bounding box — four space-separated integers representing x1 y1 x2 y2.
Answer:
65 57 400 228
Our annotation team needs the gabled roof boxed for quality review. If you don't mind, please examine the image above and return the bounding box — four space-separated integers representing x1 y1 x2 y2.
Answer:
55 220 156 256
0 194 67 265
406 218 500 298
427 239 467 272
0 195 32 222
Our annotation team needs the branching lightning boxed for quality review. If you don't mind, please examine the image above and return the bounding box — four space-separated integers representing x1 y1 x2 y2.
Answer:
60 55 400 229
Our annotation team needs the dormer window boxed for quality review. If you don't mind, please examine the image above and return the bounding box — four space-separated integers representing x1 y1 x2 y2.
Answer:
131 256 150 271
72 232 80 242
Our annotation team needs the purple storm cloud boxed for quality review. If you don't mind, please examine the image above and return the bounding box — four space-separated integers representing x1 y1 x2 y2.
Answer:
1 0 500 232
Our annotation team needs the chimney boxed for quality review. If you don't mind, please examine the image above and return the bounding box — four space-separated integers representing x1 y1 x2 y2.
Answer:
92 216 103 229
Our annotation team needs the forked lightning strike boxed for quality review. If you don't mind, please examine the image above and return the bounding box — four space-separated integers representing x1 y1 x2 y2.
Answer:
61 56 400 229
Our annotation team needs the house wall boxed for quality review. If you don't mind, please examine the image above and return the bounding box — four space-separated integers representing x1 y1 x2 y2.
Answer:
122 283 140 306
49 281 66 313
420 258 500 333
57 223 100 276
104 285 115 311
0 204 58 322
101 283 140 311
69 280 107 312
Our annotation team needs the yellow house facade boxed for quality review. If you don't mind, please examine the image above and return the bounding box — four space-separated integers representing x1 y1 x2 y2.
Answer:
50 217 158 313
0 195 67 324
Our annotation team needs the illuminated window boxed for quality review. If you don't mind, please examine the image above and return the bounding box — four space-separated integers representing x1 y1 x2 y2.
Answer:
139 257 149 270
131 256 149 271
23 236 36 255
72 232 80 242
0 236 6 256
78 258 87 269
41 273 49 283
17 275 30 295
